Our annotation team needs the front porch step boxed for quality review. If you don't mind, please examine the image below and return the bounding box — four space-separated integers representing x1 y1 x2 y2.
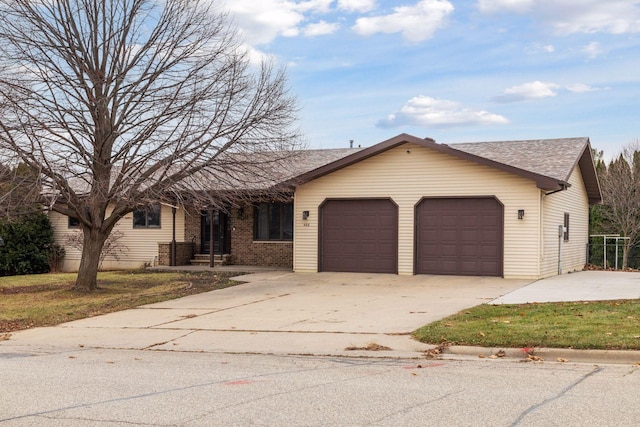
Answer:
190 253 231 266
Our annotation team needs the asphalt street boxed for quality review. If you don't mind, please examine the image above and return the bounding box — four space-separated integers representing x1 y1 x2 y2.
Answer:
1 348 638 426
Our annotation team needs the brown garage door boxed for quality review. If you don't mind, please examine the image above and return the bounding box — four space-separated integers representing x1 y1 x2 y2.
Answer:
320 199 398 273
415 197 503 276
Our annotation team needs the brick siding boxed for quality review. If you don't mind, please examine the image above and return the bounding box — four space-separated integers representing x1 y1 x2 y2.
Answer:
229 205 293 268
158 242 195 266
184 207 201 253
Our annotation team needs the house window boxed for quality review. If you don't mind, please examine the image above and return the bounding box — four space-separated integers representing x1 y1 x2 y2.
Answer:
564 213 570 241
254 202 293 241
133 205 161 228
68 216 80 228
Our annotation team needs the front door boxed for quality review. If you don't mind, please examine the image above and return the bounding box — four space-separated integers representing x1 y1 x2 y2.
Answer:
200 210 230 255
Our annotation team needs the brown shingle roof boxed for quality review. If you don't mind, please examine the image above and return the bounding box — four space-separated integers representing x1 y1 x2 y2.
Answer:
448 137 588 182
293 133 602 204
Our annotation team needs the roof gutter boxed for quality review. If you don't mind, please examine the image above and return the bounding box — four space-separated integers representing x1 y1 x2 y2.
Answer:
543 182 571 197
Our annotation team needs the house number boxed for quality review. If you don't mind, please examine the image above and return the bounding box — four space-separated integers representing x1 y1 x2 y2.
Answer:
303 223 310 227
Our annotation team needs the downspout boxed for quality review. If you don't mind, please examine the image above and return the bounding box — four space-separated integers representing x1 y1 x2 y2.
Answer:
171 206 176 266
160 202 179 267
541 182 570 276
538 191 543 277
209 209 214 268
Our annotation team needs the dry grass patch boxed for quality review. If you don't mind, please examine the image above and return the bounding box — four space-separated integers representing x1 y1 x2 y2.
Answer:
413 300 640 350
0 270 242 332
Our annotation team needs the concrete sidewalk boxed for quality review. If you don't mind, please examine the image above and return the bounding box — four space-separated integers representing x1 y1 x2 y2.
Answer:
491 270 640 304
2 271 528 358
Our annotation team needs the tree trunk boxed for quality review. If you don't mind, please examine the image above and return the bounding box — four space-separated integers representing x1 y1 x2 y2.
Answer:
622 241 629 270
75 228 108 291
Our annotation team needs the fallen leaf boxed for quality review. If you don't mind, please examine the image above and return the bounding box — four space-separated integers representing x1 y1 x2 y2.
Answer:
479 332 485 337
423 348 442 359
489 355 498 359
496 350 506 358
502 320 511 324
345 342 392 351
557 357 568 363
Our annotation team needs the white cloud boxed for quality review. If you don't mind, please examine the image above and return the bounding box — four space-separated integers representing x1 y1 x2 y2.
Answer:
492 81 559 103
377 96 509 128
492 81 601 102
526 43 555 54
238 44 274 66
338 0 376 13
565 83 599 93
478 0 640 35
303 20 340 37
478 0 534 13
217 0 335 45
582 41 605 59
353 0 454 42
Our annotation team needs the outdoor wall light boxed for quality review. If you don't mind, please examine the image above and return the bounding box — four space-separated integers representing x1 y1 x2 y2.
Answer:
302 210 310 220
518 209 525 220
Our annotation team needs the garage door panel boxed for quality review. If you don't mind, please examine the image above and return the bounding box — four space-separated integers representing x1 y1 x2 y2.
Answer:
460 230 478 241
321 199 397 274
416 198 503 276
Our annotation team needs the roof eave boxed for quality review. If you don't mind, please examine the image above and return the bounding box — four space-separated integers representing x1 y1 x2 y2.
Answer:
290 133 436 185
577 139 603 204
288 133 603 204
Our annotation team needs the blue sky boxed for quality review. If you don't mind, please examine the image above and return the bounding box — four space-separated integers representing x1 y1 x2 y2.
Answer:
218 0 640 158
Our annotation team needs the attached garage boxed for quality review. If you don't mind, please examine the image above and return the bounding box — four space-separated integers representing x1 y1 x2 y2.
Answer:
415 197 503 276
319 199 398 273
293 134 601 279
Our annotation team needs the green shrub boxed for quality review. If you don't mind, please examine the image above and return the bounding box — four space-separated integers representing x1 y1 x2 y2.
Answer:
0 212 55 276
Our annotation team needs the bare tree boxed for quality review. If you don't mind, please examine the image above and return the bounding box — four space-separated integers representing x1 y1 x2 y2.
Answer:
0 162 42 220
0 0 301 290
598 141 640 269
65 230 128 270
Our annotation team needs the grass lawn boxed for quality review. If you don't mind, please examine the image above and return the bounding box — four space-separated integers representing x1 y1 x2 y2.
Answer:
413 300 640 350
0 270 242 333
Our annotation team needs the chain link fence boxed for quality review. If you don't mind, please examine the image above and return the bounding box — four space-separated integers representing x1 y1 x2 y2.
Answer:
587 235 640 270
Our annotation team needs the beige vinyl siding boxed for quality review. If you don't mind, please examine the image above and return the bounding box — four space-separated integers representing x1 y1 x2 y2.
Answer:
540 165 589 277
294 142 542 278
50 204 185 271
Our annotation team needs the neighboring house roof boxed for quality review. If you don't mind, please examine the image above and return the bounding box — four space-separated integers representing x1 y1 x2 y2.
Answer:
293 133 602 204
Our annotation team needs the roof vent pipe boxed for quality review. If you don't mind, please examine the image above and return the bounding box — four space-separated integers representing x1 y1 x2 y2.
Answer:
349 139 354 148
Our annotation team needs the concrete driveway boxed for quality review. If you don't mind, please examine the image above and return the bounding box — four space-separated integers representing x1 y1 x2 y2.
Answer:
5 270 638 358
2 272 529 358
